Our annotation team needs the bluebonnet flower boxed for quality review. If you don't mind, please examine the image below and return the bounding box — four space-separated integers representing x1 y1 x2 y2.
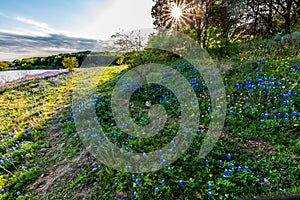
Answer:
244 166 249 171
228 163 234 168
279 188 284 193
178 180 183 186
219 160 223 165
229 169 233 175
117 143 122 148
143 153 147 159
253 104 257 109
274 116 277 121
16 191 21 196
162 159 167 166
1 189 5 195
140 173 144 178
264 113 269 120
132 175 136 181
169 149 173 156
224 169 229 176
155 187 159 193
237 166 243 172
222 175 227 180
284 113 289 118
284 118 289 122
159 150 163 156
205 160 209 165
114 183 119 188
168 167 172 173
208 192 213 198
259 120 264 124
115 192 127 199
298 117 300 122
161 180 166 185
227 153 232 160
135 179 140 186
208 183 213 189
133 191 137 197
292 111 297 117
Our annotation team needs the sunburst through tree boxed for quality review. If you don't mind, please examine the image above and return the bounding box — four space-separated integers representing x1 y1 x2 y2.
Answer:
154 0 202 30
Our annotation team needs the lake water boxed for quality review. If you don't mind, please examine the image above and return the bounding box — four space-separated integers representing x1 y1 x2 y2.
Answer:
0 70 61 83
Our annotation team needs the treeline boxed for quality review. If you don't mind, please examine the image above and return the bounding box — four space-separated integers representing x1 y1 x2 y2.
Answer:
2 51 119 71
10 51 91 70
152 0 300 48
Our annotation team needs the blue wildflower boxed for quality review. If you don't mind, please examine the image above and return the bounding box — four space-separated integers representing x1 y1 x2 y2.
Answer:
1 189 5 195
264 113 269 120
227 153 232 160
237 166 243 172
132 175 136 181
208 183 213 189
133 191 137 197
279 188 284 193
135 179 140 186
178 180 183 186
161 180 166 185
208 192 213 198
155 187 159 193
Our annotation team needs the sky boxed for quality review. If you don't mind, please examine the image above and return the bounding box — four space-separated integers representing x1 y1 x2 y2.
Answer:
0 0 155 61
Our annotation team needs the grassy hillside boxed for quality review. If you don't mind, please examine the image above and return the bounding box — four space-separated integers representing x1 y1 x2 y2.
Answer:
0 38 299 199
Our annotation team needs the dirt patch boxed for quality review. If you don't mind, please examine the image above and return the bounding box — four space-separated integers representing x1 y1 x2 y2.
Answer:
24 109 95 197
221 132 274 159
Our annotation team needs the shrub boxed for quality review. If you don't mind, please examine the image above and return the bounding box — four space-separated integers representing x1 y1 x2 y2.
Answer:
0 62 9 71
61 57 79 72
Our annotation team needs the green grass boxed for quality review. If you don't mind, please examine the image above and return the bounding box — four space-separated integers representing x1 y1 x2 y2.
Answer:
0 39 299 199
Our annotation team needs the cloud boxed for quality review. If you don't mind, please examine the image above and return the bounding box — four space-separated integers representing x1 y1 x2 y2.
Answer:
0 32 113 61
15 17 57 34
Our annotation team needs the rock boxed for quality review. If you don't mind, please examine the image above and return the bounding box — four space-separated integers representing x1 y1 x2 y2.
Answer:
39 148 47 154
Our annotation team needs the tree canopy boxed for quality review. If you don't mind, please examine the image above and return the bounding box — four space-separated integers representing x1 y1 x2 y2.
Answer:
151 0 300 47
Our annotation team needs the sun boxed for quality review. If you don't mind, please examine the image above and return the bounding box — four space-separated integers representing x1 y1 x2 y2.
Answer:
160 0 200 30
171 6 183 19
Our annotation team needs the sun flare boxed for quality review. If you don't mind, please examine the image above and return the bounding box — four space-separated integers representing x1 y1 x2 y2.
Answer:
171 6 183 19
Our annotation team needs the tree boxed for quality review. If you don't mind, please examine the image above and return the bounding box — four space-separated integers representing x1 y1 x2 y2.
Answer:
61 57 79 72
0 62 9 71
111 30 146 52
151 0 242 47
151 0 300 42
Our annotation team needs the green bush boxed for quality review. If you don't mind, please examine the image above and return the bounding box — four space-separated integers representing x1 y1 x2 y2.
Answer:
61 57 79 72
115 49 180 68
0 62 9 71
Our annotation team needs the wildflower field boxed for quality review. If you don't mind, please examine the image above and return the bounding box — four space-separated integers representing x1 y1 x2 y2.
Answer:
0 39 299 199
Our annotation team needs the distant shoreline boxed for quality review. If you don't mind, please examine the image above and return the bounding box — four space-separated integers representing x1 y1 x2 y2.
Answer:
0 70 67 90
